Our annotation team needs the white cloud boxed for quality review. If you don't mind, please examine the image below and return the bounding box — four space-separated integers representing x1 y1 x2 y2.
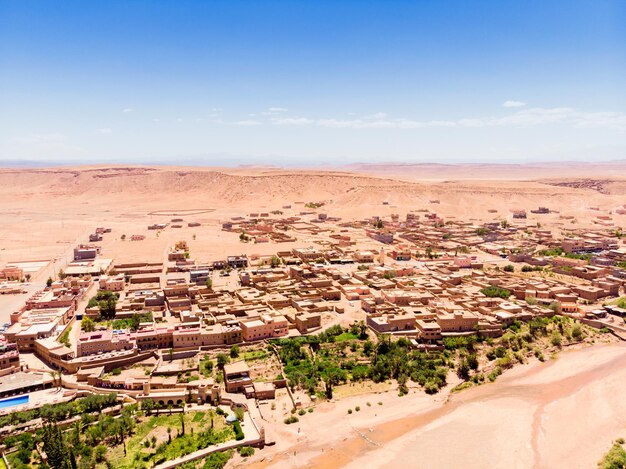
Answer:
98 128 113 134
232 120 262 126
271 117 315 126
262 107 626 132
503 100 526 108
122 108 134 113
262 107 289 116
363 112 389 119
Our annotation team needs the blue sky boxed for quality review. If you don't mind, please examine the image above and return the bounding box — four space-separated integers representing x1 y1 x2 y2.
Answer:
0 0 624 166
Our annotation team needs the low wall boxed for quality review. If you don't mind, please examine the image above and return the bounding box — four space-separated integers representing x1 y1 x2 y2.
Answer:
580 318 626 339
153 437 265 469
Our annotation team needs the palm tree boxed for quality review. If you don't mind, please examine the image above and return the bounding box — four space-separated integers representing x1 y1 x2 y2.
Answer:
179 412 185 436
48 369 62 391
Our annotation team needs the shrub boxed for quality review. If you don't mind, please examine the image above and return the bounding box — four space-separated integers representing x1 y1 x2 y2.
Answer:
487 366 502 382
480 286 511 299
298 409 306 416
238 446 255 457
495 354 513 370
550 332 562 348
467 353 479 370
424 381 441 394
284 416 299 424
495 346 507 358
233 421 245 440
599 442 626 469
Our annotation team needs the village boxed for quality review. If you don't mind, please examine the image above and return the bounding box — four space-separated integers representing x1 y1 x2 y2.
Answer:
0 201 625 468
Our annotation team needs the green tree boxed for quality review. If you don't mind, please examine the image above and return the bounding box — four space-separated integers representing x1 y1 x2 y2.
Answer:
141 399 154 414
321 367 345 399
42 421 72 469
230 345 240 359
457 359 470 381
81 317 95 333
49 369 63 390
94 445 107 463
216 353 230 369
179 412 185 436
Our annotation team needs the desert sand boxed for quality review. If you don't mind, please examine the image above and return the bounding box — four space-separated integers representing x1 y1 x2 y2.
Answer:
1 163 625 268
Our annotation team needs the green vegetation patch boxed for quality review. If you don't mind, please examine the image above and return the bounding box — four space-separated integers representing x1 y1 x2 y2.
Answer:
480 286 511 299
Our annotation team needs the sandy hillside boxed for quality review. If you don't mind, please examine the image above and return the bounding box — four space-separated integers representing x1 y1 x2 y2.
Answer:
0 164 624 268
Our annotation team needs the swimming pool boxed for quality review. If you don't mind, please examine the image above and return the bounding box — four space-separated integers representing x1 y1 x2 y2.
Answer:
0 395 29 409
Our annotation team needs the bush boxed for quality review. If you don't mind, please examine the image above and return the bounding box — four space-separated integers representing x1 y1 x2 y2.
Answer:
238 446 255 457
503 264 514 272
487 366 502 382
599 442 626 469
550 332 562 348
284 416 299 424
480 286 511 299
201 450 233 469
467 353 479 370
424 380 441 394
59 327 72 347
232 421 245 440
298 409 306 416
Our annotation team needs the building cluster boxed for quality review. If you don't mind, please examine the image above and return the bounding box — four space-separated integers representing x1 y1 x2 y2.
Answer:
0 207 624 402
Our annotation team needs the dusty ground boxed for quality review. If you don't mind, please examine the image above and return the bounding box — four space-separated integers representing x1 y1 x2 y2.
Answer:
1 164 625 270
